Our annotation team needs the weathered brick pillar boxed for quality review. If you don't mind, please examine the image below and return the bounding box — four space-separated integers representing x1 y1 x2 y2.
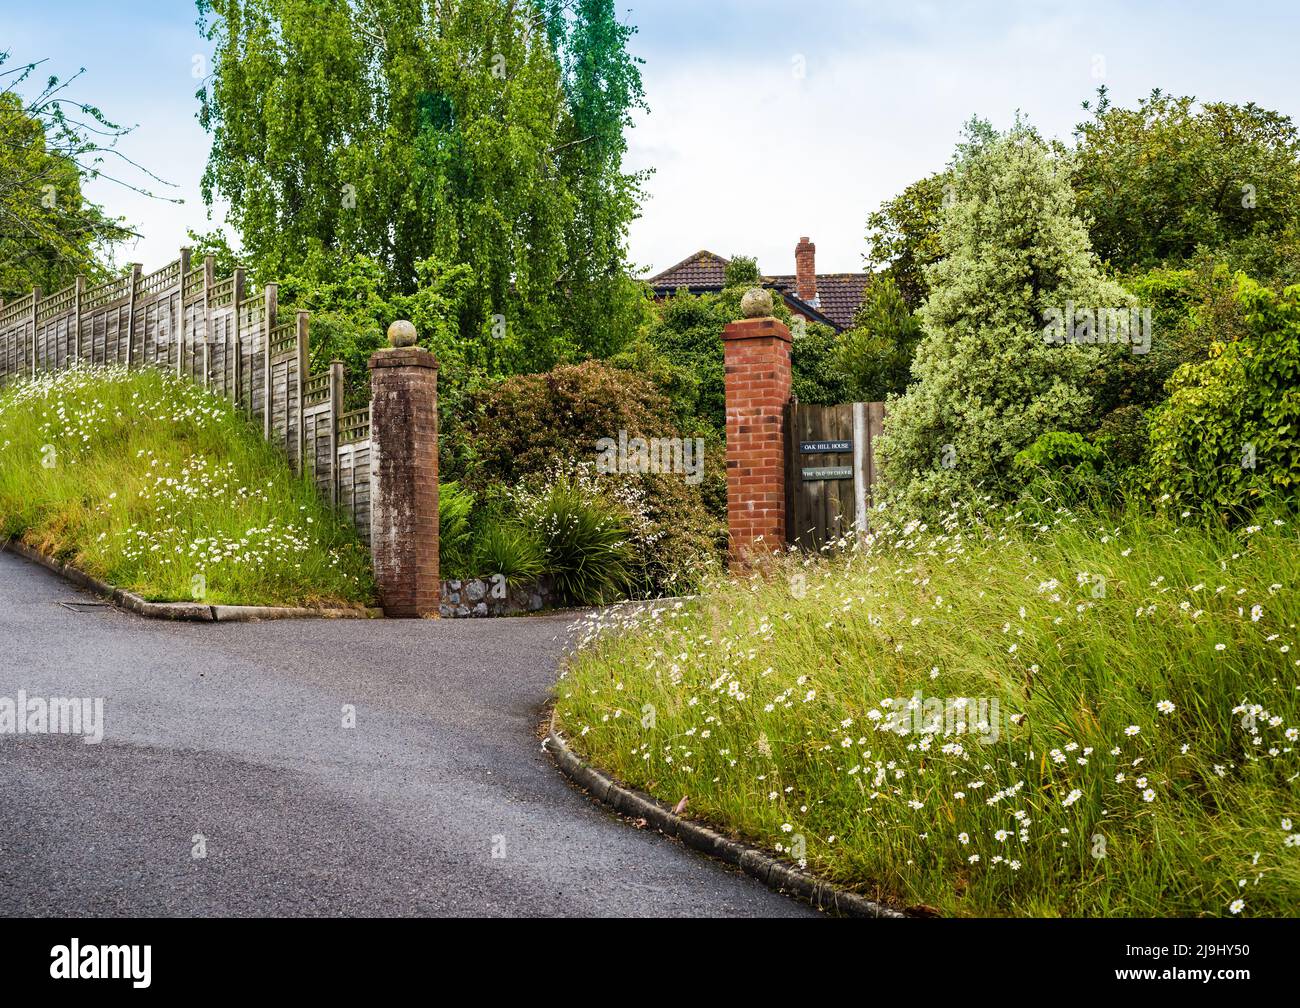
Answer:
368 321 439 617
723 294 792 560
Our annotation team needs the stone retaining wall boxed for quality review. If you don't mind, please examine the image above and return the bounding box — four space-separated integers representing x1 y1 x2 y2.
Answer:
439 574 557 618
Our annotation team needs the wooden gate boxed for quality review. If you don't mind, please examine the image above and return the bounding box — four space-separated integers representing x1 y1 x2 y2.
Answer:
785 401 885 549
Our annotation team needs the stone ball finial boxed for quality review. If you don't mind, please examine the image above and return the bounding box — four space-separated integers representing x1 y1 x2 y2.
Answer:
740 287 773 319
387 319 417 348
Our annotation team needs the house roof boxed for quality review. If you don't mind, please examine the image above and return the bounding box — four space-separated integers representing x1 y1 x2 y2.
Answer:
647 250 729 288
767 273 873 331
646 251 872 332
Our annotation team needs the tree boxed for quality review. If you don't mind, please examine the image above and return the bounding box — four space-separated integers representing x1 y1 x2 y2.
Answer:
876 121 1132 513
833 276 922 402
196 0 647 373
0 56 164 301
864 171 948 310
1074 87 1300 280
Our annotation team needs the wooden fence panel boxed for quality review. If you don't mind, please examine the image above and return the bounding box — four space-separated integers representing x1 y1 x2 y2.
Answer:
786 401 883 550
0 253 366 551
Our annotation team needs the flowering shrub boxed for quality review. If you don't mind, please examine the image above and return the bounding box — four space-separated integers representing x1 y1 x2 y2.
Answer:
0 366 373 606
555 501 1300 916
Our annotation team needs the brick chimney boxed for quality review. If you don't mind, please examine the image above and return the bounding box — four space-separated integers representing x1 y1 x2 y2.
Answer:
794 237 818 305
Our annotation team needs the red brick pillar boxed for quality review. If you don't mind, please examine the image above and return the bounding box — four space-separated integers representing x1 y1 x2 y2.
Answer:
368 321 439 617
723 306 792 560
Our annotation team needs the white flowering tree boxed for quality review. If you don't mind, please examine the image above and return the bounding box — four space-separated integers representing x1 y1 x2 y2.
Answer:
876 121 1132 513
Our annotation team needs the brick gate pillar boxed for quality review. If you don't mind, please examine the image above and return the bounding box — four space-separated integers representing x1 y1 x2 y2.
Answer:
368 320 439 617
723 291 792 561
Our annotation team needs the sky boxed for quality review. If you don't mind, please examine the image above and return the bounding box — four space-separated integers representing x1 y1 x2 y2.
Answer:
5 0 1300 279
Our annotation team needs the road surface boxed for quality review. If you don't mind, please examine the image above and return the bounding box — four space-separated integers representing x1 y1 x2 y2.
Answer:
0 550 815 917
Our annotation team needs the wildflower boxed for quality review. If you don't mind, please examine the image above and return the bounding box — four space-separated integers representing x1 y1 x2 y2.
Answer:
1156 700 1175 714
1124 725 1141 736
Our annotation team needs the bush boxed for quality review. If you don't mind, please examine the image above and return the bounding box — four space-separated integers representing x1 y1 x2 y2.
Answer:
517 473 633 605
473 523 544 582
1013 430 1104 474
1145 279 1300 516
455 359 726 597
1012 431 1109 507
460 360 681 487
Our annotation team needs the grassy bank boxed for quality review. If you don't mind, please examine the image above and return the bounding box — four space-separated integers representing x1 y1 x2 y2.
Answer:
0 366 373 607
555 503 1300 916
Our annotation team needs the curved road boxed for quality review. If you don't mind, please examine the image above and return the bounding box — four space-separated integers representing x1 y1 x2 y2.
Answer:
0 551 814 917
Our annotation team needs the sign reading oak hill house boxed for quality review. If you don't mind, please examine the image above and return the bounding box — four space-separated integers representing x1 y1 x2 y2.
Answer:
800 438 854 481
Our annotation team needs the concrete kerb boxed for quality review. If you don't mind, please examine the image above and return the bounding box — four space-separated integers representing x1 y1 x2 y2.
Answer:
545 708 910 919
2 538 382 622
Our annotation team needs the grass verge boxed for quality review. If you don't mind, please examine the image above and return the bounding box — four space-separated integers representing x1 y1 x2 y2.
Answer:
0 366 374 607
554 501 1300 916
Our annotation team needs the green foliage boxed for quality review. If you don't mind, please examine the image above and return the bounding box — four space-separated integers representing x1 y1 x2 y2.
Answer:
1092 404 1151 476
1074 87 1300 281
456 359 687 486
196 0 647 370
276 250 474 411
517 474 633 604
473 523 544 581
643 287 732 430
877 120 1131 514
452 359 725 596
0 56 138 301
1146 279 1300 515
642 277 845 432
0 368 373 606
833 277 923 401
1013 430 1103 473
723 255 760 287
438 481 476 579
864 171 949 309
790 321 850 406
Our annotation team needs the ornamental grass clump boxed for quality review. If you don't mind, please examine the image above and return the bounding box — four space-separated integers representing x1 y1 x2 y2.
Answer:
0 366 373 607
555 499 1300 916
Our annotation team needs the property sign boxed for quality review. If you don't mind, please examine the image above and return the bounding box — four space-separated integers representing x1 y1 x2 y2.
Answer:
800 439 852 453
802 466 854 481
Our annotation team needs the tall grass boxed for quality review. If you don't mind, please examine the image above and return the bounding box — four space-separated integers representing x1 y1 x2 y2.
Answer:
555 500 1300 916
0 366 374 607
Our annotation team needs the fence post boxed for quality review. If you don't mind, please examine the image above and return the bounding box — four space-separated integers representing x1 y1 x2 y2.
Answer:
721 291 792 563
262 283 277 440
295 311 309 475
368 320 439 618
232 267 246 408
125 264 141 369
201 255 215 390
176 248 191 375
29 287 41 378
328 359 344 506
73 275 84 365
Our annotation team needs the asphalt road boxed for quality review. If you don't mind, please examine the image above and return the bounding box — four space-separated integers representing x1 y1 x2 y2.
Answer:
0 550 815 917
